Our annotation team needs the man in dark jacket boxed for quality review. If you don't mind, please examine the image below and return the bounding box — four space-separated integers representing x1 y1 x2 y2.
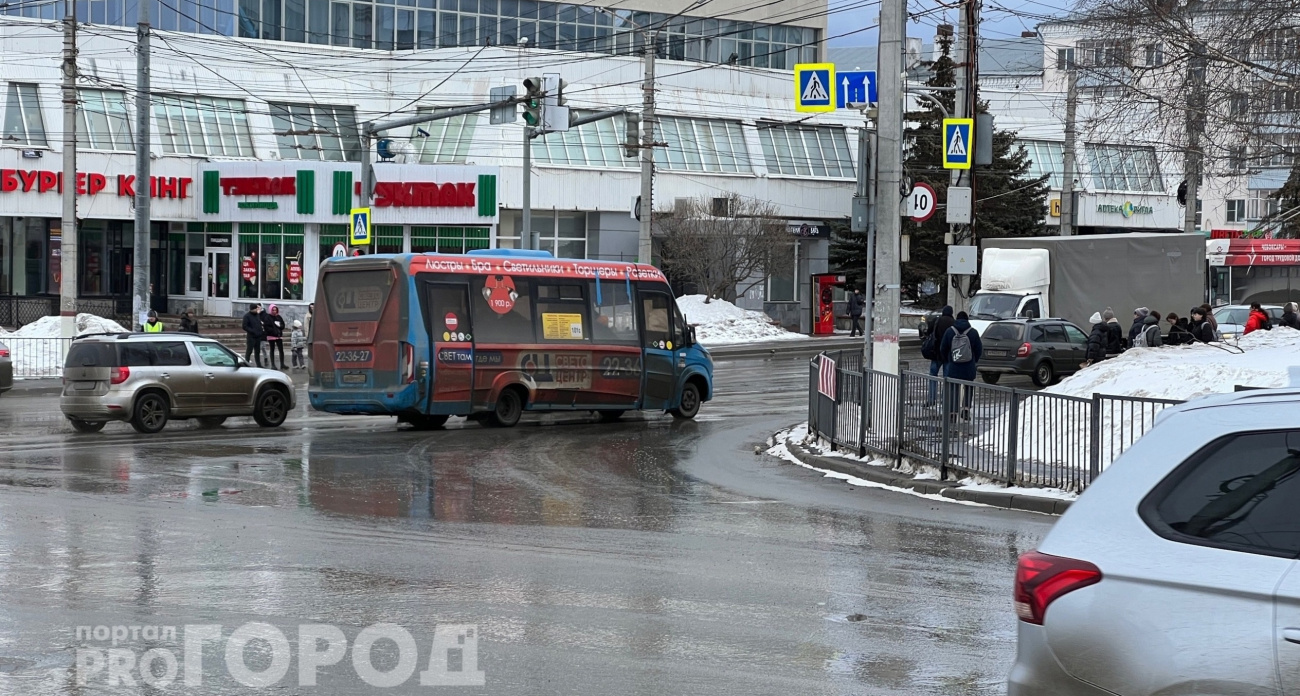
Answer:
924 306 955 405
179 311 199 334
1128 307 1150 348
1281 303 1300 330
938 311 982 420
847 288 865 337
1188 307 1216 343
1102 309 1124 355
242 304 265 367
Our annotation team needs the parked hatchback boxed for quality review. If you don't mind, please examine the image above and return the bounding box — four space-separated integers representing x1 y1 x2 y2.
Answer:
977 318 1089 387
1008 387 1300 695
1214 303 1283 339
61 333 294 433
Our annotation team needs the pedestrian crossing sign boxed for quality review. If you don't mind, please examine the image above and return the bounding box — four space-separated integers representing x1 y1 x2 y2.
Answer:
350 207 371 245
794 63 836 113
943 118 974 169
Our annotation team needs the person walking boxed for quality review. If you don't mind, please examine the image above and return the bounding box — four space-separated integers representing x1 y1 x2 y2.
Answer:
1281 302 1300 330
938 311 982 421
1188 307 1216 343
263 304 287 369
1166 312 1194 345
847 288 865 337
1128 307 1150 348
1101 308 1124 356
1244 302 1272 335
1085 311 1108 365
143 311 164 333
179 310 199 334
290 320 306 369
242 304 265 367
923 306 955 405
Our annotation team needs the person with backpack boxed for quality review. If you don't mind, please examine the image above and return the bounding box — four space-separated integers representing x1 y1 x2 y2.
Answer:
1244 302 1272 335
1134 311 1163 348
938 311 982 420
1128 307 1150 348
922 306 955 405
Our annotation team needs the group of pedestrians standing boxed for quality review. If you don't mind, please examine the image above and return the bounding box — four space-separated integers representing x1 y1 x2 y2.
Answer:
243 303 312 370
920 305 984 420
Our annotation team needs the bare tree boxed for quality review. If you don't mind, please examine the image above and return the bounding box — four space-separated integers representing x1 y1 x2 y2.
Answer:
657 196 793 303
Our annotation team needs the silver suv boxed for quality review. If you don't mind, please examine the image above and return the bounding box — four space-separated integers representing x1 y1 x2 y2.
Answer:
61 333 295 433
1008 386 1300 695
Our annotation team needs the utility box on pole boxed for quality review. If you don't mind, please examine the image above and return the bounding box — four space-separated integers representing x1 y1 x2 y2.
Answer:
946 186 972 224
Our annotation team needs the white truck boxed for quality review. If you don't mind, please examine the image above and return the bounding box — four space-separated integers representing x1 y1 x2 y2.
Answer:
968 233 1207 334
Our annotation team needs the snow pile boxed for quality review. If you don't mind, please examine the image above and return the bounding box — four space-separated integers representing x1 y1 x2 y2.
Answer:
971 329 1300 475
1045 328 1300 401
0 313 128 378
676 295 806 345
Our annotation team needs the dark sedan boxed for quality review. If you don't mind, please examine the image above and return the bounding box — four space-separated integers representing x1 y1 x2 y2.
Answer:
978 318 1090 387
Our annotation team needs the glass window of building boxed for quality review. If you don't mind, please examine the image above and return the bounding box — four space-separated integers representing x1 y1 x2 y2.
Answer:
654 117 749 174
374 225 403 254
498 211 586 257
78 89 133 151
533 111 633 168
411 226 490 254
237 223 306 301
1019 140 1065 188
758 123 853 178
1087 144 1163 192
320 224 348 263
268 102 361 161
154 95 256 157
412 109 480 164
3 83 47 147
27 0 818 63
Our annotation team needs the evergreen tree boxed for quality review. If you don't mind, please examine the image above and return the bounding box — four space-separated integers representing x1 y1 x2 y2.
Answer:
830 37 1050 304
1269 162 1300 238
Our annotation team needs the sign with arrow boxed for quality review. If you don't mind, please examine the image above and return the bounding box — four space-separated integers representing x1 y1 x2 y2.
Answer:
836 70 877 108
794 63 835 113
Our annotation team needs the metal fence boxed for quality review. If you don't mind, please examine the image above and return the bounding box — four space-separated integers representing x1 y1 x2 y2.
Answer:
807 351 1184 492
0 337 73 379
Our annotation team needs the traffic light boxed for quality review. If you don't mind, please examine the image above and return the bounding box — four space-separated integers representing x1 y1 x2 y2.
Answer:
522 76 544 127
623 112 640 157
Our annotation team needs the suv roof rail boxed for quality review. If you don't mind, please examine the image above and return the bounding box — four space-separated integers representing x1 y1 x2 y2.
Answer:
73 331 136 340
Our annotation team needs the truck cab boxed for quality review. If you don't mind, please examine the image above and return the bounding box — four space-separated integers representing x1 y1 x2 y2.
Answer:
968 248 1051 334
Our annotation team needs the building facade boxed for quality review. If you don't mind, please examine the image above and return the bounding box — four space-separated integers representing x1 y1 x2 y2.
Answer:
0 0 856 330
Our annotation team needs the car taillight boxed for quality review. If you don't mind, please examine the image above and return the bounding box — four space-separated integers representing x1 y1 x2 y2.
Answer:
401 343 415 383
1014 551 1102 625
110 366 130 385
0 348 9 358
1016 342 1032 357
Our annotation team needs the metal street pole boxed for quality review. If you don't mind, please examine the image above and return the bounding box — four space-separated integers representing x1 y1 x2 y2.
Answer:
59 0 77 339
132 0 151 329
638 30 657 265
873 0 906 374
854 124 877 367
522 125 534 250
1060 68 1077 236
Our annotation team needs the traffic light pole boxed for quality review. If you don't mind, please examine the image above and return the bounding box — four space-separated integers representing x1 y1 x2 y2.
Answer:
638 31 657 265
523 124 534 250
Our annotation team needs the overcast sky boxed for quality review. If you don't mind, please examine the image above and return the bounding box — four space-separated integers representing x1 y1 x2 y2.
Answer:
824 0 1074 48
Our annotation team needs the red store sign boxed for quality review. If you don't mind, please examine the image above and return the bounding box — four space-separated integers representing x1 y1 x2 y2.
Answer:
355 181 476 208
1211 239 1300 266
0 169 192 199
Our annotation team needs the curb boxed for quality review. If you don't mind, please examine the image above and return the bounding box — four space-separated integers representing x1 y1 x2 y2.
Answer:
779 436 1074 515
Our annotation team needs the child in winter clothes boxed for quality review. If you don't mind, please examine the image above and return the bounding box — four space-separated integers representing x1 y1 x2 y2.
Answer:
290 320 306 369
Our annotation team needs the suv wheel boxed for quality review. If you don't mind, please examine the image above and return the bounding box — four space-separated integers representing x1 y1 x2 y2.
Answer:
1032 361 1056 388
253 388 289 428
131 392 171 434
69 418 106 434
406 414 449 430
980 372 1001 385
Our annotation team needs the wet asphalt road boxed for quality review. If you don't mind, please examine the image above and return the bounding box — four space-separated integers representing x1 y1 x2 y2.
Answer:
0 354 1052 695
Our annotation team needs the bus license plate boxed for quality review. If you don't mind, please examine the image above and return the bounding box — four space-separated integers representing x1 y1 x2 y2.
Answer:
341 373 367 384
334 349 372 363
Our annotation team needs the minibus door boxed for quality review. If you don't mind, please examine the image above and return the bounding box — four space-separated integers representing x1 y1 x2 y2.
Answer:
425 282 474 413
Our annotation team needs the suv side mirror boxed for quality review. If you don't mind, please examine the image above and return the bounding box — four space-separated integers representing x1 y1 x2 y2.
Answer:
235 356 247 369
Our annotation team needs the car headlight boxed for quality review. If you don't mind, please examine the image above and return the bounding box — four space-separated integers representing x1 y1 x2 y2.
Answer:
1221 333 1236 340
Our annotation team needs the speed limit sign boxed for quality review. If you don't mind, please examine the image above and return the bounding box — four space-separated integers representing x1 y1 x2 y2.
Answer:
909 182 937 222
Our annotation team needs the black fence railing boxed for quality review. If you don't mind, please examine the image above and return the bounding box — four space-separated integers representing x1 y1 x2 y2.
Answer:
806 351 1185 492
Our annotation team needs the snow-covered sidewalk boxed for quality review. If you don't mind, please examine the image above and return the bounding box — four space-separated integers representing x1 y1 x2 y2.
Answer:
676 295 807 345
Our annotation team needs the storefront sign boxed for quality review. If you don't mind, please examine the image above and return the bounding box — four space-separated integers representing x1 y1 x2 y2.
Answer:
365 182 476 208
788 221 830 238
207 234 232 248
1095 201 1154 218
219 177 296 196
0 169 190 198
241 257 257 282
287 260 302 285
1209 238 1300 266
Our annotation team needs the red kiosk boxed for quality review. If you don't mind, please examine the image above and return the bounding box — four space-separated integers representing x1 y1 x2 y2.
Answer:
812 273 845 335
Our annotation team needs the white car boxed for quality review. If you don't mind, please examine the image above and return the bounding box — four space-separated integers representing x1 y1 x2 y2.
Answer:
1214 304 1282 339
1008 383 1300 695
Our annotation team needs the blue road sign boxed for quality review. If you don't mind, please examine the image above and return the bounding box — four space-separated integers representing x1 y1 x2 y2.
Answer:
794 63 835 112
942 118 973 170
836 70 877 108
